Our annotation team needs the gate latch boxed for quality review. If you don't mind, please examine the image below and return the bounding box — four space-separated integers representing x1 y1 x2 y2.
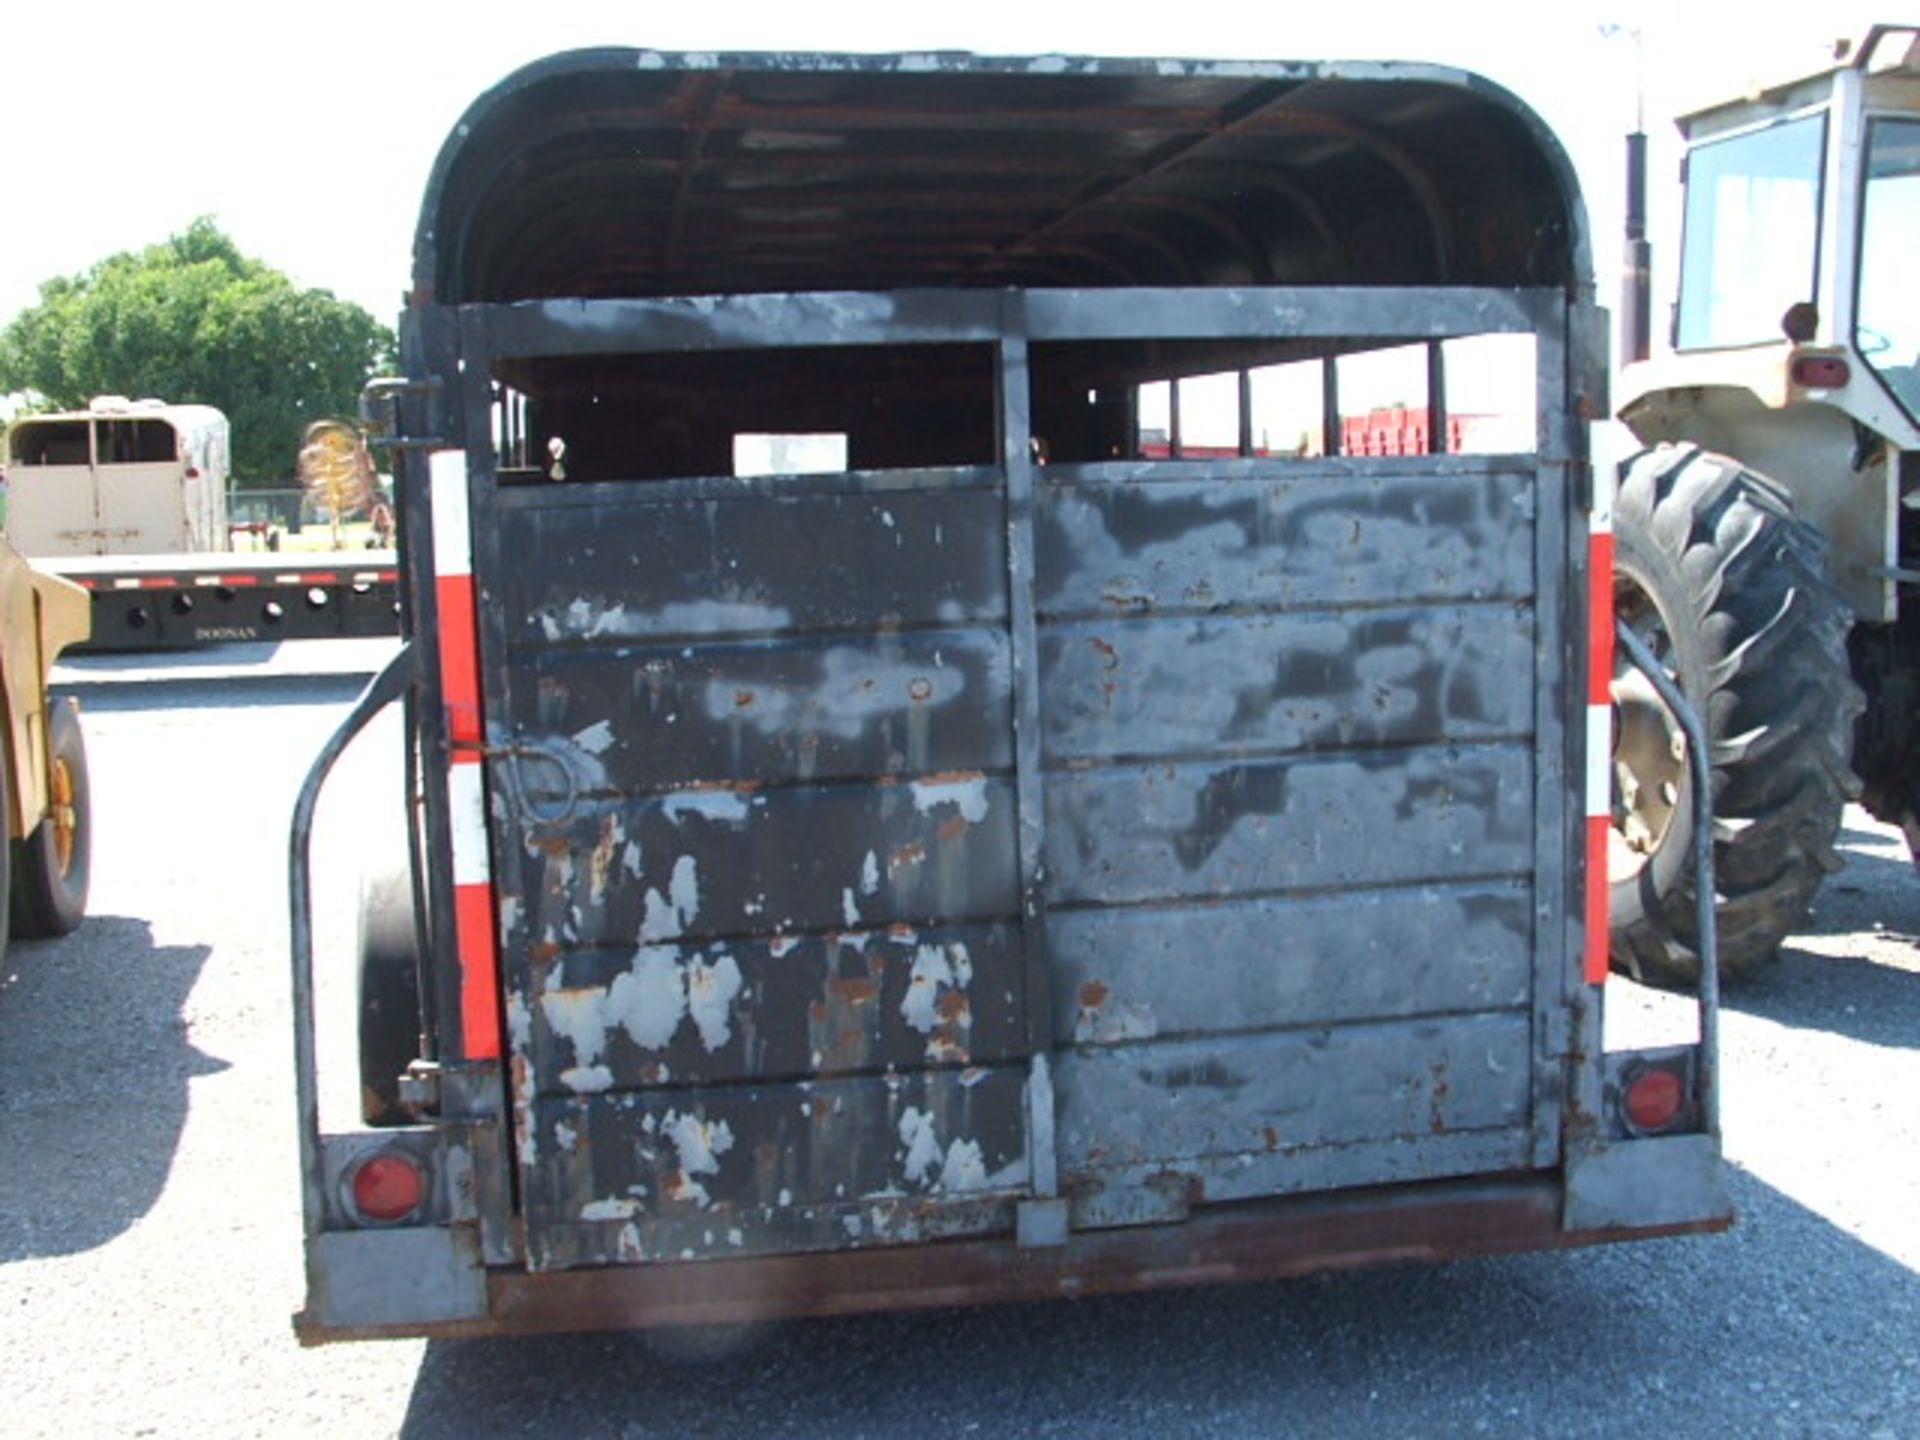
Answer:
360 375 447 452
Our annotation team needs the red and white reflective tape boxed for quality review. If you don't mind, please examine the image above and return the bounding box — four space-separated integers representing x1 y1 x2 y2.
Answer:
430 449 502 1059
1584 467 1616 986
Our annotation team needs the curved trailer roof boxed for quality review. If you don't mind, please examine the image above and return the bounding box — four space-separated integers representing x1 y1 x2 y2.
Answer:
411 50 1590 306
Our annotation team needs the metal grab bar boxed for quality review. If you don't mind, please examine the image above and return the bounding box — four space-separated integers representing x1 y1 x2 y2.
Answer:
1613 619 1720 1135
287 642 420 1239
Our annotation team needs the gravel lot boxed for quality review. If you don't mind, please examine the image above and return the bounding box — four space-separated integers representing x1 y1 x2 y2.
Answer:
2 651 1916 1439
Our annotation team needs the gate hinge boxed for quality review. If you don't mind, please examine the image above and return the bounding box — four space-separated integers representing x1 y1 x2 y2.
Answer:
398 1059 442 1116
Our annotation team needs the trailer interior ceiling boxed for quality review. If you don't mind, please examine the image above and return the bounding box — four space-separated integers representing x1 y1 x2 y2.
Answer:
418 53 1582 306
419 54 1583 483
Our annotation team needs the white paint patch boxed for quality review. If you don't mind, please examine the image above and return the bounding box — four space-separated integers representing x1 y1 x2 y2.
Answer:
560 1064 614 1093
639 855 701 941
543 989 614 1067
860 850 880 895
686 954 744 1052
898 1107 943 1187
581 1197 641 1221
842 887 861 928
663 1111 735 1178
938 1139 989 1192
654 600 794 635
572 719 616 755
662 789 752 825
623 839 645 878
613 945 689 1050
555 1120 578 1153
505 992 533 1051
899 943 973 1034
910 777 989 822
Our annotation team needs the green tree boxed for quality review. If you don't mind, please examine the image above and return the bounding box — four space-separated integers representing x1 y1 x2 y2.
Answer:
0 218 393 485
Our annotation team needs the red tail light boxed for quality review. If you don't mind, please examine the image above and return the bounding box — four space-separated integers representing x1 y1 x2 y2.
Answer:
350 1152 425 1221
1789 354 1850 389
1623 1065 1687 1134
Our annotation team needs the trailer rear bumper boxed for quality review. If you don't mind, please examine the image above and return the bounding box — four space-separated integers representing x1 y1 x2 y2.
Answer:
295 1162 1730 1344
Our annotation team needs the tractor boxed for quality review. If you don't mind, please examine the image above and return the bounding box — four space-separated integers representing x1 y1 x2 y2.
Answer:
1612 24 1920 982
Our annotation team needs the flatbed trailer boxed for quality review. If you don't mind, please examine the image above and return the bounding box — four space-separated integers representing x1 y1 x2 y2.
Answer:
53 551 399 652
291 47 1730 1343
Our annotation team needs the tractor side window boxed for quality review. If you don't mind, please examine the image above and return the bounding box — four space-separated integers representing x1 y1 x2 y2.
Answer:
1857 118 1920 420
1675 114 1826 350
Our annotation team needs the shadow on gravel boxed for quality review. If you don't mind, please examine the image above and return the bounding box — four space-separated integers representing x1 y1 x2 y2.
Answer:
0 915 225 1260
1737 943 1920 1051
394 1167 1918 1440
1737 824 1920 1049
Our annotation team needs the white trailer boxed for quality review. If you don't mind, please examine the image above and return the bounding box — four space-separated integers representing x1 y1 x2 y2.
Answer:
3 396 230 557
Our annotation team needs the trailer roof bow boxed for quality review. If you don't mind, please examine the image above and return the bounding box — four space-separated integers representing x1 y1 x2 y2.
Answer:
414 49 1588 306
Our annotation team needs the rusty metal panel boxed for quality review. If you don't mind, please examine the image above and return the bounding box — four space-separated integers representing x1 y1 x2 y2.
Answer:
1056 1013 1531 1171
1050 882 1533 1047
1044 745 1535 906
519 1064 1031 1270
1069 1131 1539 1230
523 922 1028 1093
1041 604 1536 761
512 780 1021 953
516 627 1014 792
1034 463 1536 620
482 439 1036 1272
499 482 1009 650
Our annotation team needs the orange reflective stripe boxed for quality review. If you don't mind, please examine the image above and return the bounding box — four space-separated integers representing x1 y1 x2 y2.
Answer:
432 450 501 1059
1585 519 1615 986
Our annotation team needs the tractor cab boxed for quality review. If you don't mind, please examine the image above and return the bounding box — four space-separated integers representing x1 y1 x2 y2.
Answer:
1620 24 1920 622
1608 25 1920 986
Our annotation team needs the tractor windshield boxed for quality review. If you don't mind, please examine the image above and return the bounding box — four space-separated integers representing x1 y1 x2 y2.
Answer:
1857 117 1920 420
1675 114 1826 351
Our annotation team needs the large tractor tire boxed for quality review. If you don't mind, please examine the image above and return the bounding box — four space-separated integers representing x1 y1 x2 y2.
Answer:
1609 445 1861 985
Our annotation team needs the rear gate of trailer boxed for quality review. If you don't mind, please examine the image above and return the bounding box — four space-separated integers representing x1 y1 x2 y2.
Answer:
427 284 1574 1271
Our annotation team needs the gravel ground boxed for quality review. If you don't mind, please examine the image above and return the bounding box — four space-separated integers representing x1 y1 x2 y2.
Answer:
1 661 1915 1439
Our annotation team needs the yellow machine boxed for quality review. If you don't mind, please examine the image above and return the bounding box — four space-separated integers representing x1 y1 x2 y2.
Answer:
0 532 93 965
